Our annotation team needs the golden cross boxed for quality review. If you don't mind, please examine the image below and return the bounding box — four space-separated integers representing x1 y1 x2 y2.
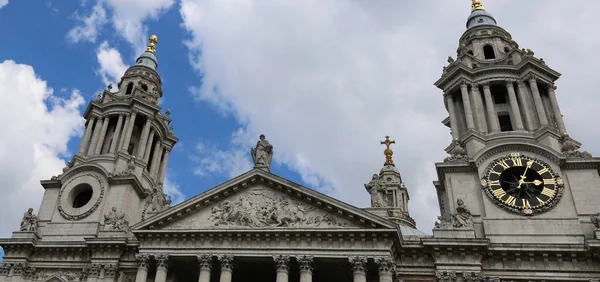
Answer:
380 136 395 150
380 136 396 166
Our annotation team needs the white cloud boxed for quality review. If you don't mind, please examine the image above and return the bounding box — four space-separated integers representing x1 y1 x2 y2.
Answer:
0 60 85 237
96 41 128 87
67 2 108 43
180 0 600 233
69 0 174 50
0 0 8 9
163 175 185 205
192 134 253 179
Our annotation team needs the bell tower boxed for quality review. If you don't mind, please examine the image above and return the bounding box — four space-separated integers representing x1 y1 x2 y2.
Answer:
364 136 416 229
432 0 599 248
32 35 178 241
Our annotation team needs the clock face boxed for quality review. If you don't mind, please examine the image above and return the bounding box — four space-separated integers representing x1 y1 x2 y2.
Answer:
481 153 564 215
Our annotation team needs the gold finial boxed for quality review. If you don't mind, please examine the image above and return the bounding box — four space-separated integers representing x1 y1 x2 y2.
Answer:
380 136 396 166
472 0 485 11
146 35 158 53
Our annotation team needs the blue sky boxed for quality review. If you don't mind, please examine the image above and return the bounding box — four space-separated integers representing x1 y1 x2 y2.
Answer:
2 1 600 260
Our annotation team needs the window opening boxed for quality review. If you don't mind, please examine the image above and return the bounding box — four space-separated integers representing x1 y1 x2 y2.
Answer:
484 45 496 60
498 114 513 132
387 191 394 207
141 84 148 92
125 82 133 95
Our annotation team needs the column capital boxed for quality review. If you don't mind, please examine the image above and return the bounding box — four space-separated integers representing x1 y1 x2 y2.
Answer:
549 83 558 91
481 81 491 89
376 257 395 276
103 264 119 278
469 83 480 89
154 254 170 269
273 255 290 272
135 254 151 270
131 109 140 115
435 270 457 282
459 81 469 89
197 255 213 271
218 255 234 271
86 264 102 278
349 256 367 274
297 255 314 272
505 80 516 87
517 80 527 87
527 73 538 82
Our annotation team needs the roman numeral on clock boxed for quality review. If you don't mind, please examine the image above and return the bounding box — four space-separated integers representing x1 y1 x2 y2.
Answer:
541 188 556 198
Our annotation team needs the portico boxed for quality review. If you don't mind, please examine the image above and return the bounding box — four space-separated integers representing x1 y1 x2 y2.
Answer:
132 253 394 282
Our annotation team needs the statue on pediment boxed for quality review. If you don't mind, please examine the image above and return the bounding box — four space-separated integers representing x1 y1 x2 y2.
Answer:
251 134 273 169
365 174 386 208
20 208 38 232
451 199 473 228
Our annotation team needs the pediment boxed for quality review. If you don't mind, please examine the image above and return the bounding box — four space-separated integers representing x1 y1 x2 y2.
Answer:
133 169 397 231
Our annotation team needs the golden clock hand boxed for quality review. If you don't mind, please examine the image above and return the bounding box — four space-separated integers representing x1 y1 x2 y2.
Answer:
518 160 535 188
521 180 543 186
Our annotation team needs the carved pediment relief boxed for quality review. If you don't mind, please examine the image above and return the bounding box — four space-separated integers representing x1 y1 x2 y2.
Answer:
162 185 357 229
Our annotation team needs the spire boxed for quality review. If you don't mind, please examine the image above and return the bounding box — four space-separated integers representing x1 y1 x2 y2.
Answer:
466 0 496 29
380 136 396 166
134 34 159 71
146 35 158 53
471 0 485 11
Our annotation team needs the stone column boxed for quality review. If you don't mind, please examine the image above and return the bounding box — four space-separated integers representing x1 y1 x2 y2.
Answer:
154 255 169 282
506 81 524 130
548 84 567 134
482 83 500 132
149 142 163 178
121 110 138 153
157 146 171 184
137 117 153 158
528 75 549 126
94 116 110 155
197 255 213 282
134 254 150 282
297 256 313 282
109 114 124 154
376 257 395 282
349 257 367 282
273 255 290 282
517 81 536 130
103 264 119 282
78 116 96 155
118 114 131 151
87 265 101 282
460 83 475 130
445 93 459 140
143 130 155 164
470 84 488 133
218 255 234 282
87 116 103 155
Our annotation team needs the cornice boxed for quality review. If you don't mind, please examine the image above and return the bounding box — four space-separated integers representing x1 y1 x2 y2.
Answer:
435 58 561 92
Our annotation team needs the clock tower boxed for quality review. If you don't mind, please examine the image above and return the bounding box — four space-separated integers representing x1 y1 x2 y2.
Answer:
432 0 600 258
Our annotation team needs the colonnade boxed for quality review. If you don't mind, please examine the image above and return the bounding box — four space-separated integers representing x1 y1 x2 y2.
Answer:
76 110 171 183
133 254 395 282
445 76 566 140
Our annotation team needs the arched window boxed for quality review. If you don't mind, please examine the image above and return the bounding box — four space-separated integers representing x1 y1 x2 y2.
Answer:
483 45 496 60
141 84 148 92
125 82 133 95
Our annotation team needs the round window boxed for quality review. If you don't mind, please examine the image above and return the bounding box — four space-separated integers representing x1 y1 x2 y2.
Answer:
69 183 94 208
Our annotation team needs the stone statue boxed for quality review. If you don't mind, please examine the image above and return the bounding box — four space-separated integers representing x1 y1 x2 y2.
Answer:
149 185 171 212
169 125 174 135
560 134 592 158
444 139 468 163
365 174 386 208
103 207 129 231
20 208 38 232
451 199 473 228
591 213 600 229
251 134 273 169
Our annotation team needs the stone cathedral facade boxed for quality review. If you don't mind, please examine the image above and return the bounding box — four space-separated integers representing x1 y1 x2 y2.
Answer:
2 1 600 281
